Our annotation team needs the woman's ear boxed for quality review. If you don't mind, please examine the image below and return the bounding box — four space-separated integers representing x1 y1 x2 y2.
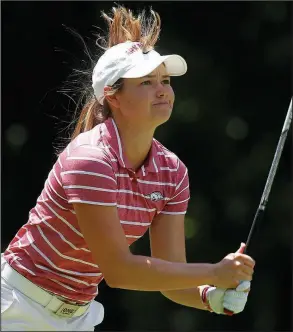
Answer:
104 86 120 109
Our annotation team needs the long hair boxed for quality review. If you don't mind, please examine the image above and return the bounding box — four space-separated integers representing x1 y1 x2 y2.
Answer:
60 5 161 144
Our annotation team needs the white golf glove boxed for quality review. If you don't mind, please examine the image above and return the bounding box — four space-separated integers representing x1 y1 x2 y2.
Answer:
200 281 251 315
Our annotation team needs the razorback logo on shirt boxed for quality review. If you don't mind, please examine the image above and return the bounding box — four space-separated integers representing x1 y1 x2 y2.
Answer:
146 191 164 202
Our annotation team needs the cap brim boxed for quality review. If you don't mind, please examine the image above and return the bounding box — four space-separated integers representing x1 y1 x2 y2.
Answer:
121 54 187 79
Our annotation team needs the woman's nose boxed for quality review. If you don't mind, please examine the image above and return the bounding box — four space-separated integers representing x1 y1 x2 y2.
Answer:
156 84 167 98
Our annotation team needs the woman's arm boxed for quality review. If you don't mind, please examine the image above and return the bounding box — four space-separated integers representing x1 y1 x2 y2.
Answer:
74 203 217 291
149 212 208 309
149 213 255 309
63 150 253 292
74 203 253 291
62 148 218 291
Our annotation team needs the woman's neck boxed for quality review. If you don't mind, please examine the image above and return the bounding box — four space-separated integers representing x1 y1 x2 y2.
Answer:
113 117 155 171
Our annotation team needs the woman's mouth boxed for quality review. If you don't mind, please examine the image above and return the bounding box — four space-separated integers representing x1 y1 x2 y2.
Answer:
153 101 170 106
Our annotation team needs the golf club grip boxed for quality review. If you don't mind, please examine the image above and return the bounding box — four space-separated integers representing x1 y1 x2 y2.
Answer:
243 207 265 254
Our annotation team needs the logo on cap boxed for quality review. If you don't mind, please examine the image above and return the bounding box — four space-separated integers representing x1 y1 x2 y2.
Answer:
126 43 143 55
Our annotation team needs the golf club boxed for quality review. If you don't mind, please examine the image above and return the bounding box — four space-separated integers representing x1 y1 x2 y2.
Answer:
244 97 292 254
224 97 292 316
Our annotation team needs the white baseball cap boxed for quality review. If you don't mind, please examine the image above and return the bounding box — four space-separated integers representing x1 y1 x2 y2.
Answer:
92 41 187 104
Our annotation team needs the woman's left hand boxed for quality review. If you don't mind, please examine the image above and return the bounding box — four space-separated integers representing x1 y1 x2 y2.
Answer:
201 281 251 315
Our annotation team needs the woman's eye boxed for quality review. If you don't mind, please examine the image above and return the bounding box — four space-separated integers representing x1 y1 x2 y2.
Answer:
141 80 151 86
140 79 170 86
162 79 171 85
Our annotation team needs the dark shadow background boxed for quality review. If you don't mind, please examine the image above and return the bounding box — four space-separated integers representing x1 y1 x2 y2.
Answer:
2 1 292 331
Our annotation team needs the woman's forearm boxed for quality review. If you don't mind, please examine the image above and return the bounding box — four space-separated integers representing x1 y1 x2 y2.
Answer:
161 286 209 310
105 254 216 291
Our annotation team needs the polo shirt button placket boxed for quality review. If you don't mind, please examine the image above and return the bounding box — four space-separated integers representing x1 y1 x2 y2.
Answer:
129 170 136 182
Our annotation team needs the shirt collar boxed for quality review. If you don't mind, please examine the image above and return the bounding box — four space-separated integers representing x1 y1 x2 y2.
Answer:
101 118 159 176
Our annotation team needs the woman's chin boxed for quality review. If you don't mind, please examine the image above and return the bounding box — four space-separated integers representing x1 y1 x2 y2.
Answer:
152 108 172 126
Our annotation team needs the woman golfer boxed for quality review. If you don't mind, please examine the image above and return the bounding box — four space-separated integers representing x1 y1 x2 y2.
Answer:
1 6 255 331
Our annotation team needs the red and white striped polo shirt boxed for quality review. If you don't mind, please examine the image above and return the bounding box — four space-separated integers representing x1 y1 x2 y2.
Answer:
4 118 190 303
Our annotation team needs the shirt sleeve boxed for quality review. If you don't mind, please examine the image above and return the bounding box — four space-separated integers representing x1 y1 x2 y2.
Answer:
160 160 190 215
60 146 117 206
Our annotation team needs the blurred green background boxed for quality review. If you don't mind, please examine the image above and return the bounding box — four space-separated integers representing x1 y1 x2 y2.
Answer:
2 1 292 331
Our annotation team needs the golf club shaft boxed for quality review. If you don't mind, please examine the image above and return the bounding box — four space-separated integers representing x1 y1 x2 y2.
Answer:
243 97 292 254
224 98 292 316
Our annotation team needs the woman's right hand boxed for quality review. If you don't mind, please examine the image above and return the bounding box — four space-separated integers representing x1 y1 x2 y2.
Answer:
212 243 255 289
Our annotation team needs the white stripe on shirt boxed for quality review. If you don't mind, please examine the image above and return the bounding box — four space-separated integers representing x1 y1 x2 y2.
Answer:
33 209 90 253
79 145 106 153
66 157 112 169
90 127 97 146
6 250 19 264
160 211 187 215
64 185 117 193
157 152 174 158
58 157 63 169
176 169 188 190
36 225 99 268
120 220 151 226
111 118 125 167
68 199 117 206
52 167 62 187
35 264 100 286
137 179 176 187
160 167 177 172
44 184 67 211
14 259 36 275
167 197 190 205
41 201 84 237
61 171 117 184
115 173 129 178
50 279 80 293
172 184 189 200
47 177 67 201
152 158 159 173
26 233 101 277
117 205 156 212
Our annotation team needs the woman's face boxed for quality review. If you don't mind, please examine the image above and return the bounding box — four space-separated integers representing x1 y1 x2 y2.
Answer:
112 63 175 128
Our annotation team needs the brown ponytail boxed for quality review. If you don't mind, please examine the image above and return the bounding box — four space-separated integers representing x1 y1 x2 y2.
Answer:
70 78 123 140
68 5 161 141
71 98 101 140
101 6 161 52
